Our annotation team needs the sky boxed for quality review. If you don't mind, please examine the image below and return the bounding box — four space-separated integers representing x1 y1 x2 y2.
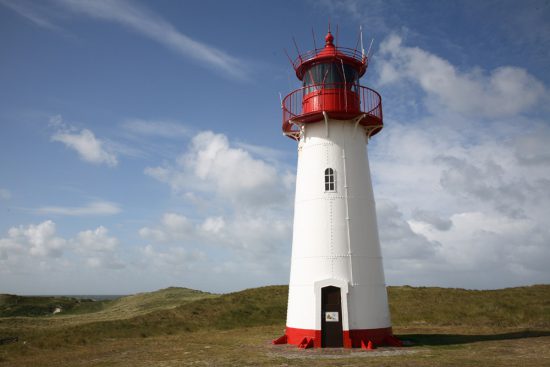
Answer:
1 0 549 295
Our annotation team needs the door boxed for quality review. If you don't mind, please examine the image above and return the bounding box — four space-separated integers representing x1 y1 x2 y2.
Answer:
321 286 343 347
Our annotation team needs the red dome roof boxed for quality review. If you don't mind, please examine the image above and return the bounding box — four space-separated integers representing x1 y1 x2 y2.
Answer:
293 31 368 81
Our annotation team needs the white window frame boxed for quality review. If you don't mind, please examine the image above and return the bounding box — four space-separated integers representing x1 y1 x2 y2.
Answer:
324 168 336 192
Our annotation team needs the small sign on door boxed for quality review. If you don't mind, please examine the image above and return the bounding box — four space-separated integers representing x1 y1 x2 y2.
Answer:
325 311 339 322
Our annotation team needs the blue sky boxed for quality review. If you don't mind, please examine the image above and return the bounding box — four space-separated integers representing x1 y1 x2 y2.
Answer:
1 0 549 294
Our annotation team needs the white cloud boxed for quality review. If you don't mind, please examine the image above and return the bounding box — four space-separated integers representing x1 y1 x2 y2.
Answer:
145 131 294 208
234 142 290 163
52 128 118 167
49 114 140 164
138 211 291 280
371 117 549 287
55 0 249 80
410 211 550 281
514 126 550 165
411 209 453 232
0 188 11 200
200 216 225 235
141 244 204 270
72 226 124 269
36 201 121 216
140 211 291 260
198 213 291 260
139 213 194 243
372 114 550 286
377 34 546 118
74 226 118 252
361 33 550 288
377 199 441 262
83 256 124 269
0 221 125 273
0 220 66 258
140 131 295 276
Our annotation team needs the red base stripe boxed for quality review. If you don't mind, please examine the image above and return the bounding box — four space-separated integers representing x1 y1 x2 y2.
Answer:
285 327 322 347
284 326 395 348
347 327 395 348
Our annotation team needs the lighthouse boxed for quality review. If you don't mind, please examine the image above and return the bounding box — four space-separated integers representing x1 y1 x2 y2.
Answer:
274 30 401 349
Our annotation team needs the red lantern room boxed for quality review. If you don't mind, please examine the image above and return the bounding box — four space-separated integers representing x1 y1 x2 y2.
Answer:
282 31 383 140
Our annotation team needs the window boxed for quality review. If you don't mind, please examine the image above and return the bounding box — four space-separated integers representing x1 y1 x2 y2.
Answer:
325 168 335 192
303 62 359 93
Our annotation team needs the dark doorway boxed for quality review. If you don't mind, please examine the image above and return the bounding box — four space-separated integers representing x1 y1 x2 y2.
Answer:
321 286 343 347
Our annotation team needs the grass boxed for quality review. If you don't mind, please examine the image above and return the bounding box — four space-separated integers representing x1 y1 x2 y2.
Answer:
0 294 99 317
389 284 550 328
0 287 215 319
0 284 549 366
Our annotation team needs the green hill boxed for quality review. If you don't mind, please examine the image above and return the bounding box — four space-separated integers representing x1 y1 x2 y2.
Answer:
0 294 98 317
388 285 550 328
70 286 216 318
1 285 548 347
0 287 215 319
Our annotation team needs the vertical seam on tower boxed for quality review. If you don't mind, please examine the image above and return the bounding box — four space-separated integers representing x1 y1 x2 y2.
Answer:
330 198 334 277
325 141 334 277
342 124 354 286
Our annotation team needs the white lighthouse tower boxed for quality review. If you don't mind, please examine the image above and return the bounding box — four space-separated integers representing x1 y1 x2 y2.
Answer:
274 30 401 349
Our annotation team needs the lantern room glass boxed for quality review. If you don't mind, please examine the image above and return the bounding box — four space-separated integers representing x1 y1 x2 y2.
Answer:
303 62 359 94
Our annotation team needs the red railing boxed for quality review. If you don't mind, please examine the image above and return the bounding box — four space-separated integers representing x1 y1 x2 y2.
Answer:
292 46 366 71
282 83 383 140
